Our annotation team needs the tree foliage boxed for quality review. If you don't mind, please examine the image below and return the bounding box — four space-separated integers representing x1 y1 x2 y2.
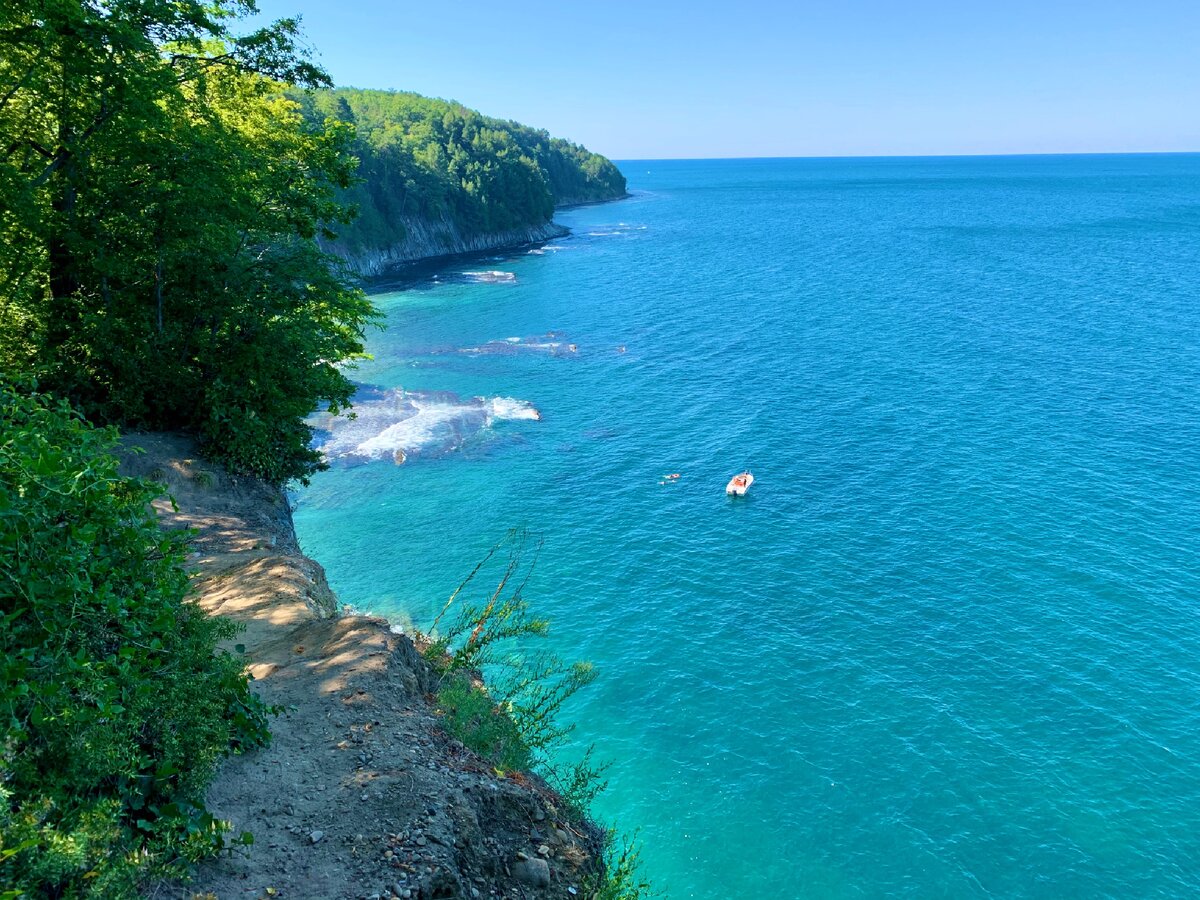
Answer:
0 383 273 897
0 0 376 483
291 88 628 256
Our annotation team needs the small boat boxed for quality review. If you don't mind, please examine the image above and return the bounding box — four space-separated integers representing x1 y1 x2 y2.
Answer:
726 471 754 496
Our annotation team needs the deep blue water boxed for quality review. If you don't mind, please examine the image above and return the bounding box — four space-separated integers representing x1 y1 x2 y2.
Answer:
293 155 1200 897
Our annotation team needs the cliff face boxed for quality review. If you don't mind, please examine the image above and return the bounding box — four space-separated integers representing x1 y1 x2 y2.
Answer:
553 193 631 209
120 434 606 899
331 216 570 278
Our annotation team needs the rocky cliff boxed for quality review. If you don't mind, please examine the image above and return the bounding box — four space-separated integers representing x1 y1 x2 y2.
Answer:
120 434 607 899
330 216 570 279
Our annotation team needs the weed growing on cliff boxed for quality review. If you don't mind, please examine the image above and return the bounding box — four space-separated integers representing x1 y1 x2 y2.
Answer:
426 528 547 672
426 529 655 898
546 745 611 819
426 529 598 759
435 675 530 774
586 830 657 900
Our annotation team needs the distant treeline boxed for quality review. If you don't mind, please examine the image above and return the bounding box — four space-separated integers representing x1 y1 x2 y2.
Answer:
293 88 627 256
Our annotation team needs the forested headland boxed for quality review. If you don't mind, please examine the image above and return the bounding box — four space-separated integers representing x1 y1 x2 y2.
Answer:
0 6 624 485
296 88 627 270
0 1 628 896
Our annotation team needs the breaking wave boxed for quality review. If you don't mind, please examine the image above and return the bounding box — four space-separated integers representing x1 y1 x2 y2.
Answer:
454 333 578 357
310 388 539 464
585 223 647 237
461 270 516 283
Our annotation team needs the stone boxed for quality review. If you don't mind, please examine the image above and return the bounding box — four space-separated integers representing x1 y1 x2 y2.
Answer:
537 844 551 857
309 830 324 844
513 857 551 888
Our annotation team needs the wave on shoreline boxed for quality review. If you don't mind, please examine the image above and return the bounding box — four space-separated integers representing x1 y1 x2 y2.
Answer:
309 387 540 464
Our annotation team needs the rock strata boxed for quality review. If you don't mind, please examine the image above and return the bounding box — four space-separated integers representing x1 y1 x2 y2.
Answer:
329 217 569 278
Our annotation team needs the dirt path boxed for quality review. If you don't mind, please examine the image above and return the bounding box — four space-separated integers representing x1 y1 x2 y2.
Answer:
120 434 604 900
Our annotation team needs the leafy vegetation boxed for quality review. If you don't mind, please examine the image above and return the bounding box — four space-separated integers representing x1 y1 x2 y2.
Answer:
0 382 273 897
425 530 652 897
0 1 636 895
0 3 624 483
0 0 375 484
293 88 628 258
588 831 657 900
426 531 600 774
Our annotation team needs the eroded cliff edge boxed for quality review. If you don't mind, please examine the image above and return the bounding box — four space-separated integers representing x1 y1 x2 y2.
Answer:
121 434 604 899
328 217 570 279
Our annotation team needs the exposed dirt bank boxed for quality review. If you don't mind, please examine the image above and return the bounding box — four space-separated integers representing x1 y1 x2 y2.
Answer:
120 434 605 900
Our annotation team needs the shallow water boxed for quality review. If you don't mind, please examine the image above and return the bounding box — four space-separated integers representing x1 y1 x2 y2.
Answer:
294 155 1200 897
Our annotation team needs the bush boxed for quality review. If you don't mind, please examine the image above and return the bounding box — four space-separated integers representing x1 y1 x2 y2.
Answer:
0 382 271 897
425 530 653 898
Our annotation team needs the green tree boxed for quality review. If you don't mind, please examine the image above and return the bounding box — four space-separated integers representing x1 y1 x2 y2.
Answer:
292 87 627 258
0 1 375 483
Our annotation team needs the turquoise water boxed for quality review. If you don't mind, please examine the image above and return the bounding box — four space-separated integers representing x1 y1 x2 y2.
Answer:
293 155 1200 898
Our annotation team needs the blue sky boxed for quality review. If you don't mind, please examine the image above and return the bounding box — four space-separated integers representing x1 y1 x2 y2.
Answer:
252 0 1200 160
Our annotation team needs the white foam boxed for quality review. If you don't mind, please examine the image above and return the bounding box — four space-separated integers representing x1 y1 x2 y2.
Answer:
586 224 645 237
488 397 541 421
462 270 516 283
455 337 563 356
312 388 539 462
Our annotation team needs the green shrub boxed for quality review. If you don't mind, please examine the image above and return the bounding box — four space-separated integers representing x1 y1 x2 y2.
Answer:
426 530 653 898
0 381 272 897
587 830 657 900
434 675 531 775
426 530 598 762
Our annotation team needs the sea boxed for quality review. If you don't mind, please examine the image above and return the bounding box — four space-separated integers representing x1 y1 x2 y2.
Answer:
292 155 1200 898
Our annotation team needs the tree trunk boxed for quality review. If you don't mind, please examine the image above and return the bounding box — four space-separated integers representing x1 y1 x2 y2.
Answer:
45 150 78 349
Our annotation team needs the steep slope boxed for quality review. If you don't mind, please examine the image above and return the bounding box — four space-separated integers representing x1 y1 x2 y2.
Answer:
293 89 627 274
121 434 607 899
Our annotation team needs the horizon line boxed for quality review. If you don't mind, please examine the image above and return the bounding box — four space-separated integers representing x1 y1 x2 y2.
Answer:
611 149 1200 163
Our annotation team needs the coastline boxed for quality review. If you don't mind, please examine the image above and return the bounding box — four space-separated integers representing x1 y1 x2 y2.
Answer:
553 192 633 210
330 219 570 279
331 192 631 280
120 434 606 898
